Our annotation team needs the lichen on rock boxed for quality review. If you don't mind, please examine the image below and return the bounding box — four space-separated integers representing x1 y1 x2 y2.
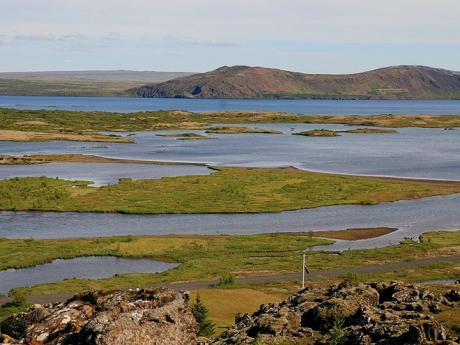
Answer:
212 281 460 345
0 288 198 345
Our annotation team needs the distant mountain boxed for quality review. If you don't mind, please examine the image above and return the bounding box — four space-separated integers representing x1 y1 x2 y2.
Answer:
0 70 195 97
137 65 460 100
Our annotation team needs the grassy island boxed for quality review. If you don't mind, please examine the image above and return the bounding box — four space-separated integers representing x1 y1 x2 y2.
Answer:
205 126 282 134
157 132 216 140
0 154 205 166
294 128 399 137
293 129 340 137
1 108 460 143
0 167 459 214
342 128 399 134
0 129 132 143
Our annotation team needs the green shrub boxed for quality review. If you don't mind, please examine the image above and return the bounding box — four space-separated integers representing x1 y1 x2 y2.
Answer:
191 293 215 337
215 274 236 288
330 313 349 345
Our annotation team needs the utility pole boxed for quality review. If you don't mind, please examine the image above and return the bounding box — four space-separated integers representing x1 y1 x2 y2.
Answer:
302 253 306 289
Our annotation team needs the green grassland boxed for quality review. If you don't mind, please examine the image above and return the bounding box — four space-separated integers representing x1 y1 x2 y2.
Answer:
205 126 282 134
0 78 139 97
1 231 458 298
1 167 459 214
293 129 340 137
2 109 460 136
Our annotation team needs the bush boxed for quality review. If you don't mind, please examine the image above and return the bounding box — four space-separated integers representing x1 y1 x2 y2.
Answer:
330 313 348 345
8 290 28 307
191 293 215 337
215 274 236 288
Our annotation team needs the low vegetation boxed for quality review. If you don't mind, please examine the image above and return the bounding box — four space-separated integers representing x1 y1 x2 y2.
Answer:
342 128 399 134
205 126 281 134
3 108 460 139
0 167 459 214
156 132 216 140
293 128 399 137
0 231 458 298
1 231 459 325
0 77 140 97
293 129 340 137
190 288 286 333
0 129 132 143
300 227 397 241
0 154 203 165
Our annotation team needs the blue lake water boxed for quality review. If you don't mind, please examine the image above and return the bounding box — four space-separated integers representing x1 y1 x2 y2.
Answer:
0 163 211 186
2 96 459 288
0 256 178 294
1 95 460 114
2 124 460 180
1 193 460 251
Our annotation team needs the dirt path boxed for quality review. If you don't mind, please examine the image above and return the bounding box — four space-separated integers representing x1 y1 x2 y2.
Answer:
1 255 458 307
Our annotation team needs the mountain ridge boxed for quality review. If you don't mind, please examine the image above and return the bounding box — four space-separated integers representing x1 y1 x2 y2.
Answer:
137 65 460 100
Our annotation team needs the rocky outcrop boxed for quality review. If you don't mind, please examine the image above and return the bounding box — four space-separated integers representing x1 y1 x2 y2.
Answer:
0 288 198 345
137 65 460 100
212 281 460 345
1 283 458 345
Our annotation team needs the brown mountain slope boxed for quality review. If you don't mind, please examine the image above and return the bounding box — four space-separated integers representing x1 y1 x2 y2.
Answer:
137 65 460 99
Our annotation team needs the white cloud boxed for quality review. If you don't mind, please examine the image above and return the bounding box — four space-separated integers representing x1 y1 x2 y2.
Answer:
1 0 459 71
2 0 460 45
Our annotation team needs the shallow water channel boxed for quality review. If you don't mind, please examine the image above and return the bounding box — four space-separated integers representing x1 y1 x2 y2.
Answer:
0 256 178 294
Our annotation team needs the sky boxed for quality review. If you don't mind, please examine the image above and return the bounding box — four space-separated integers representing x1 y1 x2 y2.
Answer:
1 0 460 73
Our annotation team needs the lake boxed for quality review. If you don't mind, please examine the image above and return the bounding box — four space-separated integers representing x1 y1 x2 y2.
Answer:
0 163 211 186
2 193 460 251
0 256 178 294
1 97 460 253
1 95 460 114
2 124 460 180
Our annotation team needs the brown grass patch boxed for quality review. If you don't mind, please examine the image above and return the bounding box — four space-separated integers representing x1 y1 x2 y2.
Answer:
290 227 398 240
0 130 132 143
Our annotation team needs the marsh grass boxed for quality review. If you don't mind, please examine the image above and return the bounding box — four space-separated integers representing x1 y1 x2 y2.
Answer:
1 231 459 297
2 108 460 137
1 167 459 214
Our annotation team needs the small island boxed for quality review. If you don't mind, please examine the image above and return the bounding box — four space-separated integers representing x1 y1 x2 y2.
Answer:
293 129 340 137
293 127 399 137
342 128 399 134
0 129 133 143
205 126 282 134
156 132 216 140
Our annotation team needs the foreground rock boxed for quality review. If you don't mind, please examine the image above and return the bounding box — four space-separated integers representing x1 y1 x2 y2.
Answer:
0 288 198 345
213 281 460 345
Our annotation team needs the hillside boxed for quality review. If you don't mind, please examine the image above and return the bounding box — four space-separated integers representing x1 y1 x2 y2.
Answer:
0 70 194 97
137 65 460 99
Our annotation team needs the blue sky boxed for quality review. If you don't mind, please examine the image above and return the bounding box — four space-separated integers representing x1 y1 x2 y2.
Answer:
1 0 459 73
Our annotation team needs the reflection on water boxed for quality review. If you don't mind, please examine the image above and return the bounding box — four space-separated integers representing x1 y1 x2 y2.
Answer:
0 163 211 186
0 256 178 293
